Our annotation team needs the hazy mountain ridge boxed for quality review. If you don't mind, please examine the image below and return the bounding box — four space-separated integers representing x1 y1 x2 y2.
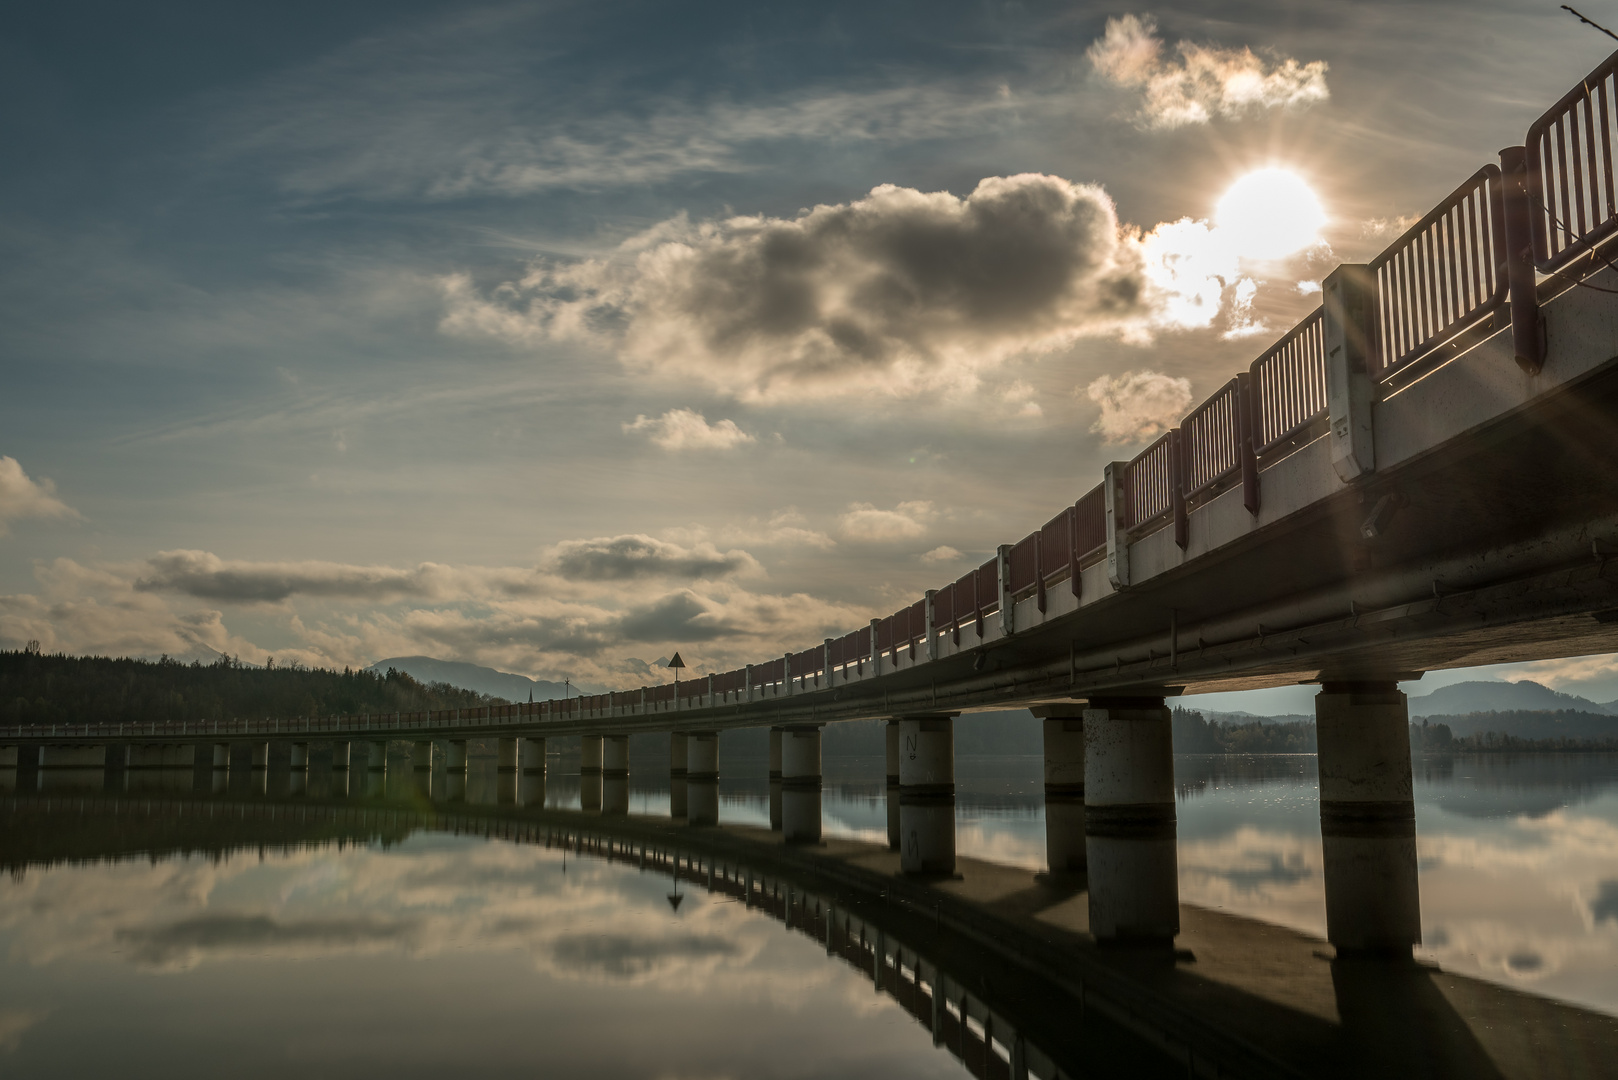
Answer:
366 656 577 703
1406 680 1617 717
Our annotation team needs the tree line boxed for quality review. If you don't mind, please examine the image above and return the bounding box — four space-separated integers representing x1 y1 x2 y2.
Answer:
1 647 500 728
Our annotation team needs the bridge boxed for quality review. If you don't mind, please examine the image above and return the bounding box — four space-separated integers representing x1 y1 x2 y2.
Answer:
8 50 1618 963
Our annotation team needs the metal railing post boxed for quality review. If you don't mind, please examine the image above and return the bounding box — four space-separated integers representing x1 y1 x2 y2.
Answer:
1103 461 1130 589
1500 144 1545 375
997 544 1013 636
1323 263 1377 482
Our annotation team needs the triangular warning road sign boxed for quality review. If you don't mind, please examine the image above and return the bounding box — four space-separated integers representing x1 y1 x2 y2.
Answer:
667 652 687 669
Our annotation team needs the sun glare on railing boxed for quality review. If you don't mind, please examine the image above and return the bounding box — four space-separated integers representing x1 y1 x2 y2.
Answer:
1216 168 1326 261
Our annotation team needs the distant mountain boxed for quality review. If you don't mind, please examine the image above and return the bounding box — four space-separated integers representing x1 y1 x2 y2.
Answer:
1419 709 1618 740
365 656 574 703
1407 680 1614 717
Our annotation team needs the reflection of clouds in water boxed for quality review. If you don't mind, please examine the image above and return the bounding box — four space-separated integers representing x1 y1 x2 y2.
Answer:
0 837 801 994
1589 880 1618 925
954 821 1045 871
0 1008 48 1053
1176 827 1327 939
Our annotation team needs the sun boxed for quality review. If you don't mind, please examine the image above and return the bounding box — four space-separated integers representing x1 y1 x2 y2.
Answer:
1215 168 1326 262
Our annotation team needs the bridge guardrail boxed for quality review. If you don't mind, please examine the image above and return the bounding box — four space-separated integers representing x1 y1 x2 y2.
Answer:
1371 164 1507 378
1529 49 1618 272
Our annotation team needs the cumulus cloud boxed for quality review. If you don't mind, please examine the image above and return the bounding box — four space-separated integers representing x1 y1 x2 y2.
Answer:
0 456 79 536
920 546 962 564
547 535 758 581
1088 15 1329 130
624 408 755 451
441 174 1147 400
838 501 936 542
1085 370 1192 445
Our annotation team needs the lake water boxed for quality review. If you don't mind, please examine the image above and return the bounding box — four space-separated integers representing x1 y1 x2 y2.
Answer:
3 750 1618 1076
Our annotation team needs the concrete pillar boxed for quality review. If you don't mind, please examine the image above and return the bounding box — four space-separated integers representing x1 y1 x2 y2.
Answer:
367 740 387 772
0 746 17 768
1036 705 1087 874
1317 681 1421 956
331 741 350 772
580 734 604 811
211 766 228 794
250 742 269 770
670 732 689 821
497 737 517 771
412 740 433 771
519 772 545 807
1085 697 1177 945
781 726 823 845
442 769 466 803
768 728 783 832
687 731 719 827
290 742 308 770
898 716 956 875
331 768 349 798
885 720 901 850
210 742 228 769
125 744 160 769
519 736 545 774
365 768 384 797
289 767 307 796
446 740 468 770
603 735 629 815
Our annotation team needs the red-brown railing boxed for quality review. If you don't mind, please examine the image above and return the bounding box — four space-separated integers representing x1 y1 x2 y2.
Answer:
1371 165 1507 376
1124 430 1178 529
1181 378 1243 496
1249 308 1326 454
1529 49 1618 272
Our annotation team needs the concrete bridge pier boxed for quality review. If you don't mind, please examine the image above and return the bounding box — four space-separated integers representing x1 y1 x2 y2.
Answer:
602 735 630 815
1085 697 1178 947
497 737 517 771
768 727 783 832
249 742 270 770
290 742 308 770
446 740 468 771
441 767 466 803
519 737 545 774
898 715 957 875
331 741 350 772
411 741 433 771
885 720 901 851
367 740 387 771
1317 681 1421 957
1035 704 1088 874
781 726 823 845
208 742 227 770
580 734 604 812
0 746 17 769
669 732 689 821
518 770 545 807
687 731 719 826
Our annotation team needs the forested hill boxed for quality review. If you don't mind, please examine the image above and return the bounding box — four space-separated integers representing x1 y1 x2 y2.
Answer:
1 649 500 727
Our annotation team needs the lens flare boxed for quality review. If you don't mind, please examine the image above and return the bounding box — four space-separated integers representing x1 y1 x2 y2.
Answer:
1215 168 1325 261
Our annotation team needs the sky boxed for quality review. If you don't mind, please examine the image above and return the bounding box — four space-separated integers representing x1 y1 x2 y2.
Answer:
3 0 1617 706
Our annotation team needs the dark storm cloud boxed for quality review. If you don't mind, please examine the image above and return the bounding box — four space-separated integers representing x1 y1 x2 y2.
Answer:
444 174 1149 400
133 550 532 603
548 932 740 980
549 536 757 582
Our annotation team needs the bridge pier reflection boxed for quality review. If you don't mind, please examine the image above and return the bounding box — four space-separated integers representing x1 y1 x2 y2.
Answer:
898 715 956 875
767 727 782 832
602 734 629 815
781 725 823 845
1317 681 1421 957
580 734 603 812
496 737 517 772
687 731 719 826
1034 704 1087 874
1085 696 1178 946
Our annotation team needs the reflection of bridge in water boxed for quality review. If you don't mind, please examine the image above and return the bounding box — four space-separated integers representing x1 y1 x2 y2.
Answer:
5 782 1617 1079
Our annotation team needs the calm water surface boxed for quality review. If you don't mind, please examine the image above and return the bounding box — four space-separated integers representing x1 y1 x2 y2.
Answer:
4 750 1618 1075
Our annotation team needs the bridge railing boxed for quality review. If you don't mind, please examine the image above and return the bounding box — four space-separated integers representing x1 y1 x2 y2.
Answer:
1371 164 1507 378
1529 48 1618 272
